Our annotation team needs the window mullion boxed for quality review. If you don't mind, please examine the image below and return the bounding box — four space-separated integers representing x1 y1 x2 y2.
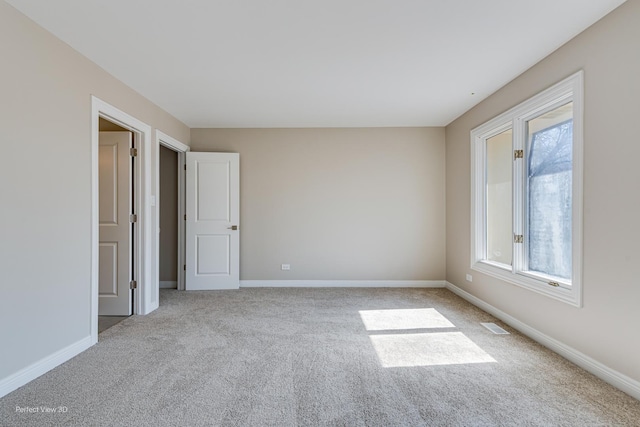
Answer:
512 118 525 275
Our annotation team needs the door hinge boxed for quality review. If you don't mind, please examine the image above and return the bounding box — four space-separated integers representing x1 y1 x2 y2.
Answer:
184 164 186 170
184 214 187 221
130 147 138 157
514 149 524 160
514 234 524 243
130 214 137 223
183 265 186 271
130 280 137 289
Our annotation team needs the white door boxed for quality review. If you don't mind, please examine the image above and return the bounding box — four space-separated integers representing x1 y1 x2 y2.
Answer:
98 131 133 315
185 152 240 290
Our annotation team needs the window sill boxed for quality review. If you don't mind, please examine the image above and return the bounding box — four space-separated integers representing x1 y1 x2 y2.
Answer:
471 261 581 307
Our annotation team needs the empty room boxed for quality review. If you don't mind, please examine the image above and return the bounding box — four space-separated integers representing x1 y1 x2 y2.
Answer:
1 0 639 425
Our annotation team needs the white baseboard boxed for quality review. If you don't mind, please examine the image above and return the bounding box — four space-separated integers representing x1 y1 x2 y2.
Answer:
445 281 640 401
0 336 93 398
240 280 445 288
159 281 177 289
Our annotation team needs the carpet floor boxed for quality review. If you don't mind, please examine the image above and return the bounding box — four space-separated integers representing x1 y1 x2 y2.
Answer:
1 288 639 426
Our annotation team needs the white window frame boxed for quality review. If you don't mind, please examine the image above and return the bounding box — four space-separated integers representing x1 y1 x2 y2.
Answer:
470 71 583 307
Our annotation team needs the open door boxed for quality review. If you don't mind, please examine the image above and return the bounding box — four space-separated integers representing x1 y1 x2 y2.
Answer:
98 131 133 315
185 152 240 290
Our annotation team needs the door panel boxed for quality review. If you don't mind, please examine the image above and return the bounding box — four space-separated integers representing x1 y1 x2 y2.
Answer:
196 235 230 274
197 162 230 221
98 144 119 225
99 131 132 315
186 152 239 290
98 242 118 295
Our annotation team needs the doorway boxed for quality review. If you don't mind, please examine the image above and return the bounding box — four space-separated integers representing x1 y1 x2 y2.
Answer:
155 131 189 291
159 145 179 290
91 96 154 345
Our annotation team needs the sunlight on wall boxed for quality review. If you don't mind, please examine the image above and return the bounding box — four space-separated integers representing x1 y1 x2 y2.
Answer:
359 308 455 331
369 332 496 368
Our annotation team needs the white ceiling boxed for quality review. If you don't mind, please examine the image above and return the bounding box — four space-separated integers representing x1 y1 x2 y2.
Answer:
6 0 626 128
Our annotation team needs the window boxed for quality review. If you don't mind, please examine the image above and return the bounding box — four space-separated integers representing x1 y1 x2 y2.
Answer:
471 72 583 306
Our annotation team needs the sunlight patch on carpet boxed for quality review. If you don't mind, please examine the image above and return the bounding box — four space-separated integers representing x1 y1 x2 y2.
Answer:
369 332 497 367
359 308 455 331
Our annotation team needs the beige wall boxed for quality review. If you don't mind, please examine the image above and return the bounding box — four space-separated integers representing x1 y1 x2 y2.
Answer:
191 128 446 281
0 1 190 382
159 146 178 283
99 117 128 132
445 0 640 383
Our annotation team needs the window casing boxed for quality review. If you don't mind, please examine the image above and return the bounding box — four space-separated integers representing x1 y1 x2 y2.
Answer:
470 72 583 307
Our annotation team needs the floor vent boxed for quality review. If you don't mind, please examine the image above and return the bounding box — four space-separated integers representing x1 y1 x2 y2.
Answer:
481 322 510 335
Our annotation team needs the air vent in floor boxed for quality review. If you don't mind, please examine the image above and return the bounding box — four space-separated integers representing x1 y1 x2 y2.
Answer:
481 322 510 335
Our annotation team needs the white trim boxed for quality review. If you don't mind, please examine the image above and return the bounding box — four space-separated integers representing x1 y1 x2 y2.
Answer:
156 130 189 152
240 280 446 288
0 336 92 398
154 131 189 292
470 71 583 307
159 281 177 289
444 282 640 401
471 262 578 306
91 96 154 346
177 152 186 290
139 124 153 316
90 102 100 343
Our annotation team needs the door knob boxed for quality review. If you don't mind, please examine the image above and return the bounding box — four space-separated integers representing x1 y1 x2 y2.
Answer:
228 225 238 230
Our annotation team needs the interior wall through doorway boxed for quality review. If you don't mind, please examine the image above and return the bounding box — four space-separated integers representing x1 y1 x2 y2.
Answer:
159 145 178 288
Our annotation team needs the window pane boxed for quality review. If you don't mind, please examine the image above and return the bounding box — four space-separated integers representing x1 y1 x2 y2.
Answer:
526 102 573 280
486 129 513 266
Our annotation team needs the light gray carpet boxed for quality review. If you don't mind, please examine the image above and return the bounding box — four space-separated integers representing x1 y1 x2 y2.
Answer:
1 288 639 426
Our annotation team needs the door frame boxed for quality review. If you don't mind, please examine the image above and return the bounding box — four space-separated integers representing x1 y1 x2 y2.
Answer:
91 96 152 344
155 131 189 291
